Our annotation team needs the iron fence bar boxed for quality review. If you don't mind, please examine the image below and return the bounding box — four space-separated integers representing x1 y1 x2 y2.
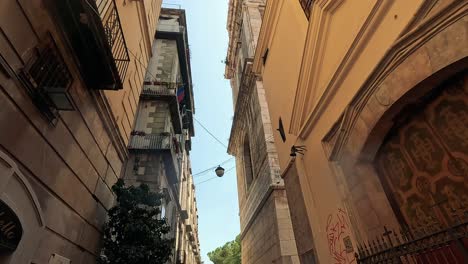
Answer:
94 0 130 83
357 221 468 264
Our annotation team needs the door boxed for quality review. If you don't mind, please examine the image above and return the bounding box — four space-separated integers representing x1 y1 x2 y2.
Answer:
376 73 468 229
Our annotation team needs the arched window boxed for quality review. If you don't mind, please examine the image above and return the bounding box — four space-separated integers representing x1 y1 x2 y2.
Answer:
244 135 254 189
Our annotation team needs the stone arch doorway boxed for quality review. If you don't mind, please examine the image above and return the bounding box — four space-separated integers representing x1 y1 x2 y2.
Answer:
0 148 44 263
323 10 468 241
374 72 468 232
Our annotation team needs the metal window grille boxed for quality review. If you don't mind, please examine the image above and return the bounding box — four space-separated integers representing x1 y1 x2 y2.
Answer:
91 0 130 83
27 46 72 94
17 37 74 122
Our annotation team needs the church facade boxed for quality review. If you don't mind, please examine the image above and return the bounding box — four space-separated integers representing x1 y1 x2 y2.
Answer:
253 0 467 263
225 0 300 263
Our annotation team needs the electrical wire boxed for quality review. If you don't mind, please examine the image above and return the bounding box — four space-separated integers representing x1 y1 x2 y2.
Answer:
195 166 236 186
193 117 229 149
191 134 275 179
192 157 234 177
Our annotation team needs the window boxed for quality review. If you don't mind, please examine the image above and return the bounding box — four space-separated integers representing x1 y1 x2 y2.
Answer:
243 136 254 189
18 35 74 122
299 0 313 19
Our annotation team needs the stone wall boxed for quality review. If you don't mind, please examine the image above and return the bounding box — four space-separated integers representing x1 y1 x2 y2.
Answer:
0 0 160 262
237 81 283 231
241 190 300 264
283 164 318 263
122 8 201 264
226 2 299 263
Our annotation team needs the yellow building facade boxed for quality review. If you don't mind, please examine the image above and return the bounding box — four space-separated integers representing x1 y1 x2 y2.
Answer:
254 0 467 263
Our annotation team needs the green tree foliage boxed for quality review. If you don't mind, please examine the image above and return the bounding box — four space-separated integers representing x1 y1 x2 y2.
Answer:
98 179 173 264
208 235 241 264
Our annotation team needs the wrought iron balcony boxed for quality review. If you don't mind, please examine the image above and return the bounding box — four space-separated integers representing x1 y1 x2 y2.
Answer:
128 133 175 151
156 9 194 135
128 133 180 184
141 82 177 99
128 131 181 184
355 219 468 263
139 83 183 134
50 0 130 90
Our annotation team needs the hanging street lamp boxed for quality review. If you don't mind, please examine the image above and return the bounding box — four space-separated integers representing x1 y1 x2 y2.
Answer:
215 166 225 177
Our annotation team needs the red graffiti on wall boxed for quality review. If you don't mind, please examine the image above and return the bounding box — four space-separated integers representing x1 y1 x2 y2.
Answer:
326 208 356 264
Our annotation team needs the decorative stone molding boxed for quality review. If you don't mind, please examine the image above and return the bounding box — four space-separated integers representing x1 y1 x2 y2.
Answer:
290 0 392 136
0 149 45 263
324 1 467 162
0 149 44 227
252 0 284 74
228 60 256 153
322 2 467 239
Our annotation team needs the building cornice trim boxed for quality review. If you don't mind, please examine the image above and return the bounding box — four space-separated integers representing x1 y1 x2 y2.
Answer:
289 0 348 135
297 0 467 140
290 0 391 135
321 1 467 161
252 0 284 74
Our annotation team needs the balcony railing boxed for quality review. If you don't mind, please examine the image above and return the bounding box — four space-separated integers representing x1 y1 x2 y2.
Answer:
128 133 181 185
128 133 174 151
139 82 183 133
157 23 185 33
51 0 130 90
355 219 468 263
141 82 177 98
99 0 130 83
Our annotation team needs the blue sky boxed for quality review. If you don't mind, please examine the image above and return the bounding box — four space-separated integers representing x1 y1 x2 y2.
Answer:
163 0 240 263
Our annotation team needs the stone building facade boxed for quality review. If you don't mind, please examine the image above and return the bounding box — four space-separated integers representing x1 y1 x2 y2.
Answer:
123 8 201 264
225 1 300 263
253 0 468 263
0 0 162 263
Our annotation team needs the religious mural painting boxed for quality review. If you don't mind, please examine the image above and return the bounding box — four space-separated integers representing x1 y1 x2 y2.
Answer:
375 72 468 230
